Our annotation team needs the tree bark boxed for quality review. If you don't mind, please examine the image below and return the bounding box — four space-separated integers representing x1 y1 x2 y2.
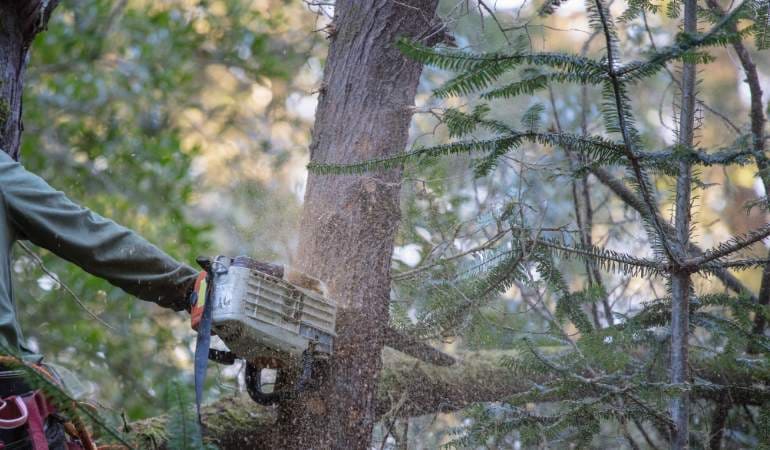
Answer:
275 1 439 448
0 0 60 160
0 3 30 160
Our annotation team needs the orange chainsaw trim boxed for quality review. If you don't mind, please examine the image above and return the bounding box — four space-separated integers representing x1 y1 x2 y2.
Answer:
190 271 209 331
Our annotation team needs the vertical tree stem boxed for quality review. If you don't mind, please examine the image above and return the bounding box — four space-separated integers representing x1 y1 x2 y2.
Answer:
671 0 697 447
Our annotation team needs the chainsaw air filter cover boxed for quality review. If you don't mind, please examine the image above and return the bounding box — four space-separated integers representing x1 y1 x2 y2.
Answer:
208 256 336 362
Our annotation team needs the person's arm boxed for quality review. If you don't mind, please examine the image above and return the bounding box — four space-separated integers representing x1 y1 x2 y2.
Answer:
0 152 197 311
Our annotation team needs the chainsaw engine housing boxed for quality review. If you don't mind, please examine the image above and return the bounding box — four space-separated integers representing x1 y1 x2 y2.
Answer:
208 256 336 363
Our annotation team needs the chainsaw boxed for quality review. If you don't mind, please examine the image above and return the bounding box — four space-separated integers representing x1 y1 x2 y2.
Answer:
189 255 336 413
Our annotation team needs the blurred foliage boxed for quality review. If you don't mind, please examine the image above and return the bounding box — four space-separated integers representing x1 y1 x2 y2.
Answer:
12 0 316 422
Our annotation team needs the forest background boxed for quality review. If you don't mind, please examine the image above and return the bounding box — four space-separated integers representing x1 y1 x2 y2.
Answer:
10 0 770 448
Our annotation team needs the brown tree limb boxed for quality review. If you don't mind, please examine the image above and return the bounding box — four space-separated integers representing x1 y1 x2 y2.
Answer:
704 0 770 341
708 392 731 450
717 0 769 341
383 327 456 367
127 395 276 450
125 350 531 449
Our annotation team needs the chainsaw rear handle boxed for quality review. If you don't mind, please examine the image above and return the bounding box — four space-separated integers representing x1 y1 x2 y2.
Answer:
208 349 236 365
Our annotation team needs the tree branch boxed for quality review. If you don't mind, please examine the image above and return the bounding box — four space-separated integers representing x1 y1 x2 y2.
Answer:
590 167 758 302
707 0 770 340
125 350 540 449
708 392 731 450
18 0 62 43
122 349 770 449
638 144 753 167
686 223 770 268
592 0 681 265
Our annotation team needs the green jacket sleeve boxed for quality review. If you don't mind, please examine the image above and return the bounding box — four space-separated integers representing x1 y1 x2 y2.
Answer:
0 152 198 311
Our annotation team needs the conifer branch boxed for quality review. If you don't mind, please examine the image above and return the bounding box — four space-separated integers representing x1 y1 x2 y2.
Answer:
549 84 614 326
396 40 605 75
755 0 770 50
307 132 627 175
533 238 667 277
480 72 605 100
638 140 753 167
703 258 770 271
616 1 750 79
686 223 770 268
592 0 682 266
590 167 758 302
392 228 508 281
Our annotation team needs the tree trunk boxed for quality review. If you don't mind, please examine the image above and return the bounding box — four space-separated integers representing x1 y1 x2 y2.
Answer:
0 3 30 160
0 0 60 160
276 1 439 448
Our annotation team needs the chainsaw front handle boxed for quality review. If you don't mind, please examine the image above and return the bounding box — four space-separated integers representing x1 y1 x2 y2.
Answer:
245 349 318 406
